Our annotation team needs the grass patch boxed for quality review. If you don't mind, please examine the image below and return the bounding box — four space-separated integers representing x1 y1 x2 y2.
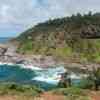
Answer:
0 83 43 96
51 87 91 100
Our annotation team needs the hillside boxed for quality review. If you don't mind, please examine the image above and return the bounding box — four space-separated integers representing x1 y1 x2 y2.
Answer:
16 12 100 63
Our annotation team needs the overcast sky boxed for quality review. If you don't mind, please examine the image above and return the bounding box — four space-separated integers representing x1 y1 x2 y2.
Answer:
0 0 100 37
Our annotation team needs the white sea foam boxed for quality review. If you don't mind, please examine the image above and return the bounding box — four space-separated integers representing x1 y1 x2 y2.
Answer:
0 62 43 70
0 62 14 66
0 62 66 84
33 77 60 85
18 64 42 70
69 73 81 79
0 63 86 85
32 66 66 84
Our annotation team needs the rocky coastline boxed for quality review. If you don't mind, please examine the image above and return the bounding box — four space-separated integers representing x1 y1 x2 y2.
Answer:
0 43 100 72
0 43 58 68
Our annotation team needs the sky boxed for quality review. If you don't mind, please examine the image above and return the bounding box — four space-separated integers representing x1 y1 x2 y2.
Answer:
0 0 100 37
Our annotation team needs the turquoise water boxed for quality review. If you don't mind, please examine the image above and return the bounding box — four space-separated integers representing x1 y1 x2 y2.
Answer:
0 65 36 83
0 64 65 90
0 64 82 90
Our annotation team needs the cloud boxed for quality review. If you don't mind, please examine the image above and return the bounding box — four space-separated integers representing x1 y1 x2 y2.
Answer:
0 0 100 37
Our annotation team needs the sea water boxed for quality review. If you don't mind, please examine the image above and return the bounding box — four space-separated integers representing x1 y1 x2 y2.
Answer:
0 63 85 90
0 38 11 44
0 64 66 90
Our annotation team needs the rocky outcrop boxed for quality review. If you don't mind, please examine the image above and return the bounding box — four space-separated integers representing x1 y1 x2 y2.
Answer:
0 44 57 67
0 44 8 56
0 43 100 72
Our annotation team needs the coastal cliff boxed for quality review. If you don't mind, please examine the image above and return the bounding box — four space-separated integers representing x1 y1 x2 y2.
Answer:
1 13 100 70
15 12 100 63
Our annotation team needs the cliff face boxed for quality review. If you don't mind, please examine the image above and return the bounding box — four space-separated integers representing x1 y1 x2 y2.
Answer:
16 12 100 63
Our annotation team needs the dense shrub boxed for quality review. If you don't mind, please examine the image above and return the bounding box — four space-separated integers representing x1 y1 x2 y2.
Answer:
0 83 43 96
78 79 94 89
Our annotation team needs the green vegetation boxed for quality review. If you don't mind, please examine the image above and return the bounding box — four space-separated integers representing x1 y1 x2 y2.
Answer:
53 69 100 99
90 68 100 90
72 68 100 90
51 87 90 100
78 78 94 89
0 83 43 96
17 40 33 54
57 68 100 90
16 12 100 63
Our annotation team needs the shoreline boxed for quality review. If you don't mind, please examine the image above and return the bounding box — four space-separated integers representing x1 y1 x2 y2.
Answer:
0 62 43 70
0 43 100 72
0 61 88 85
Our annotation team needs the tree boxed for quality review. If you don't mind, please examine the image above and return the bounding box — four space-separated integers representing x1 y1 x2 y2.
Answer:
92 67 100 90
89 67 100 90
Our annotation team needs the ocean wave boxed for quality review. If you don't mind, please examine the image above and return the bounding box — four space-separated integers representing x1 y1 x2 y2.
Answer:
0 62 66 85
32 66 66 84
0 62 42 71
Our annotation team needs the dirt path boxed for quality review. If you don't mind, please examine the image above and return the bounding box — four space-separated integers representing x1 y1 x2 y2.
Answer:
34 92 64 100
0 96 16 100
90 91 100 100
0 95 35 100
0 93 64 100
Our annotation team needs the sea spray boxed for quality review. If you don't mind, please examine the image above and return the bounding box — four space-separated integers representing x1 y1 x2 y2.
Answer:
32 66 66 85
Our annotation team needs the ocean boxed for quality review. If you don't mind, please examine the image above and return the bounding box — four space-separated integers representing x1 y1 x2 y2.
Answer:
0 64 82 90
0 37 11 44
0 64 65 90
